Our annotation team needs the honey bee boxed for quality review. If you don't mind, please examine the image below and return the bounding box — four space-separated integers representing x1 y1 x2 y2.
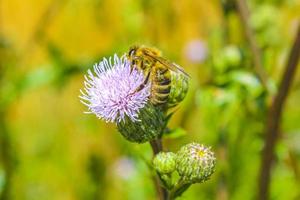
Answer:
127 45 189 105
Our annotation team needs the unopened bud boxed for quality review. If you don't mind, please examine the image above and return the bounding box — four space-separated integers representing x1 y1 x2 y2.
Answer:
153 152 176 174
176 143 216 183
168 71 189 107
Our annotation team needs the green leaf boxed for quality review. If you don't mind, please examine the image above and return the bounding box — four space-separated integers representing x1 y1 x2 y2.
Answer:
163 128 187 139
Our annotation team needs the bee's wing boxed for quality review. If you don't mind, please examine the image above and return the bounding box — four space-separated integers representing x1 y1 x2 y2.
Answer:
169 61 190 78
145 53 190 78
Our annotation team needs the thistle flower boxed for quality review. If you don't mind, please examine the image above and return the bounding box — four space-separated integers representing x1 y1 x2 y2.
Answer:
176 143 216 183
80 54 151 123
80 54 165 143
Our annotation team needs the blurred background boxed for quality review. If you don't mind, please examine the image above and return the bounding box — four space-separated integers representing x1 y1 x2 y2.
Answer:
0 0 300 199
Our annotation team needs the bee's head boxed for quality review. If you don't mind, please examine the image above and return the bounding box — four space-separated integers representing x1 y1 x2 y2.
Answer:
128 46 138 57
128 46 142 66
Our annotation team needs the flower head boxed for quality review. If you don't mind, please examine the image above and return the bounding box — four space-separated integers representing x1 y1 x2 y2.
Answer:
176 143 216 183
80 54 150 123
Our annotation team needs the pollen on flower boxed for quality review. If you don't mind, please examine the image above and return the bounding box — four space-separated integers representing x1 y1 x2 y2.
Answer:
79 54 151 123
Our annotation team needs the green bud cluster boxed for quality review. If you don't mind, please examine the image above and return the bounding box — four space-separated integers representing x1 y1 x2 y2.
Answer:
153 152 176 174
176 143 216 183
152 143 216 185
117 104 165 143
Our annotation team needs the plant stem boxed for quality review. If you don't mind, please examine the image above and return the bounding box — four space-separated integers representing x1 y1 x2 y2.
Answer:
150 139 163 155
258 24 300 200
236 0 270 91
149 139 168 200
168 178 191 200
0 110 14 200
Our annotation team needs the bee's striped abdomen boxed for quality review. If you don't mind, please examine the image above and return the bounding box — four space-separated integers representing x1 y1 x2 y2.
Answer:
150 64 171 105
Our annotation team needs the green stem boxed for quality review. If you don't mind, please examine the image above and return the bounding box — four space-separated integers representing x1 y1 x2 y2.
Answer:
168 178 191 200
149 139 168 200
150 139 163 155
159 173 173 190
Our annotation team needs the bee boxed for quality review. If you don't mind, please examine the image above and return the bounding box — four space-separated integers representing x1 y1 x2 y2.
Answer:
127 45 189 105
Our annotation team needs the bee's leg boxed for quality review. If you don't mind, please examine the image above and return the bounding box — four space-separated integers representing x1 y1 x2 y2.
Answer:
129 58 138 74
142 70 151 86
134 71 151 93
140 59 145 70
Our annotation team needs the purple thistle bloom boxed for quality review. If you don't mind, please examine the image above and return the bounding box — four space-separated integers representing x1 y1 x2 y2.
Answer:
80 54 151 123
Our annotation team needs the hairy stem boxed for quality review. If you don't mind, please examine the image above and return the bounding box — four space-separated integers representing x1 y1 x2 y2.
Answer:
258 24 300 200
149 139 168 200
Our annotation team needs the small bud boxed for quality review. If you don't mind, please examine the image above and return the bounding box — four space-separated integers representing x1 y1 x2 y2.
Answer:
168 71 189 107
153 152 176 174
117 104 165 143
176 143 216 183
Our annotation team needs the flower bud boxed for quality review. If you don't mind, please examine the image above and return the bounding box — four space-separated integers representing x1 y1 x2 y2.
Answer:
153 152 176 174
117 104 165 143
168 71 189 107
176 143 216 183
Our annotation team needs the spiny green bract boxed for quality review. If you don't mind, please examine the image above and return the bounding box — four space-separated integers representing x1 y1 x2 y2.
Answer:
117 104 165 143
153 152 176 174
168 71 189 107
176 143 216 183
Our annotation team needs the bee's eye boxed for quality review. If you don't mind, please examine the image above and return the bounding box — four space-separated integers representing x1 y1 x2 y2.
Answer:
132 60 136 65
129 49 135 56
